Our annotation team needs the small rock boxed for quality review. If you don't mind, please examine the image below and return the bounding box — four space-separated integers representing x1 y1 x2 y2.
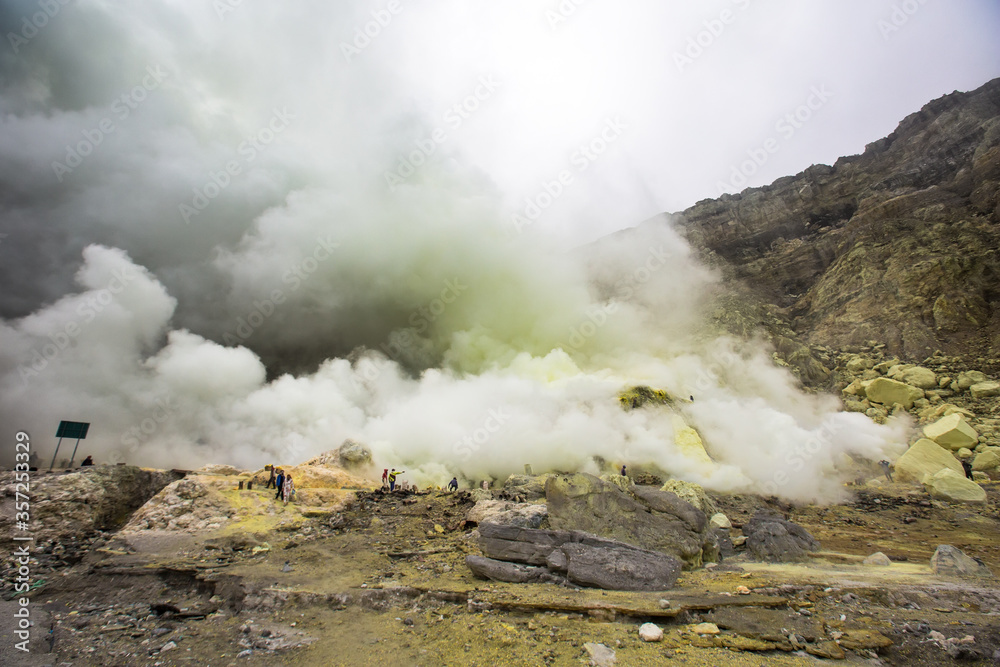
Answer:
709 513 732 529
658 599 671 609
807 640 846 659
238 649 252 658
863 552 892 567
736 585 750 595
159 641 177 653
690 622 720 635
583 642 616 666
638 623 663 642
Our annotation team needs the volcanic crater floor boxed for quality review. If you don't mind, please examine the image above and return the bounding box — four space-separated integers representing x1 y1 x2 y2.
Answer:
9 481 1000 666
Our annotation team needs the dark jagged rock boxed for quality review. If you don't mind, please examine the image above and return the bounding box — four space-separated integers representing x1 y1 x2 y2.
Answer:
544 473 716 567
472 523 682 590
742 510 819 562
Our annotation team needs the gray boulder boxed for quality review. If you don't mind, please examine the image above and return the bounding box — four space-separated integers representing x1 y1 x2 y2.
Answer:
334 439 372 468
558 542 681 591
743 510 819 562
930 544 993 578
465 500 547 528
545 473 714 567
500 474 553 501
474 523 682 590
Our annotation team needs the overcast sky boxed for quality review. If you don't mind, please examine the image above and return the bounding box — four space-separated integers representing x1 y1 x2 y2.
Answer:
1 0 998 318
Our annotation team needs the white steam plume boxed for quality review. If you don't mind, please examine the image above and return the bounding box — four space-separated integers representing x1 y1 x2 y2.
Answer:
0 1 916 502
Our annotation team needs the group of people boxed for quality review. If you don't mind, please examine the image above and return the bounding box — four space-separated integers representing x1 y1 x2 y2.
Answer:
265 465 295 503
378 468 460 493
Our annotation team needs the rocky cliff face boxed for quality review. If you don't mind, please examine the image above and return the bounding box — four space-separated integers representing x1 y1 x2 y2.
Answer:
663 78 1000 370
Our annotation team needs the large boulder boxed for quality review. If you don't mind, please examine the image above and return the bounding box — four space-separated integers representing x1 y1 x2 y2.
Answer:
631 486 707 532
671 415 714 466
466 500 547 528
659 479 717 515
500 474 552 501
923 413 979 450
972 449 1000 474
865 377 924 409
333 439 372 469
473 523 682 590
742 510 819 562
545 473 714 567
931 544 992 577
894 438 964 482
923 468 986 504
896 366 937 389
556 542 681 591
970 381 1000 399
956 371 988 391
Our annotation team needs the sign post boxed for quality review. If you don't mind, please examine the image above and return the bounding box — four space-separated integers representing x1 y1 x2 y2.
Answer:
50 421 90 470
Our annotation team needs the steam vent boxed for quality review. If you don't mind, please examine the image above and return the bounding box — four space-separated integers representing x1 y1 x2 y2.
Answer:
1 3 999 664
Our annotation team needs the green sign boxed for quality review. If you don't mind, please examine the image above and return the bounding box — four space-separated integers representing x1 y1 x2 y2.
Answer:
56 421 90 439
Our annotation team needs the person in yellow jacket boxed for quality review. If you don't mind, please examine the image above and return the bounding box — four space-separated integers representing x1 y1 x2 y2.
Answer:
388 468 404 492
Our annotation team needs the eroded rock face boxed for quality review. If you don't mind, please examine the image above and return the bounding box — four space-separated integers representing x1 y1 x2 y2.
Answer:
0 466 182 544
544 473 716 567
660 79 1000 363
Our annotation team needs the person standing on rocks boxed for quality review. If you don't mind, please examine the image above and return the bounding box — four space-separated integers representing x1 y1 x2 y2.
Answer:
878 460 893 483
266 465 277 489
388 468 403 492
80 456 94 467
282 473 295 504
382 468 389 490
962 459 974 480
448 477 459 492
620 464 627 477
274 468 285 500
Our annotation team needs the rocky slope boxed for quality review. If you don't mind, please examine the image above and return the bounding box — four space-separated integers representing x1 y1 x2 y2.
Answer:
658 77 1000 371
